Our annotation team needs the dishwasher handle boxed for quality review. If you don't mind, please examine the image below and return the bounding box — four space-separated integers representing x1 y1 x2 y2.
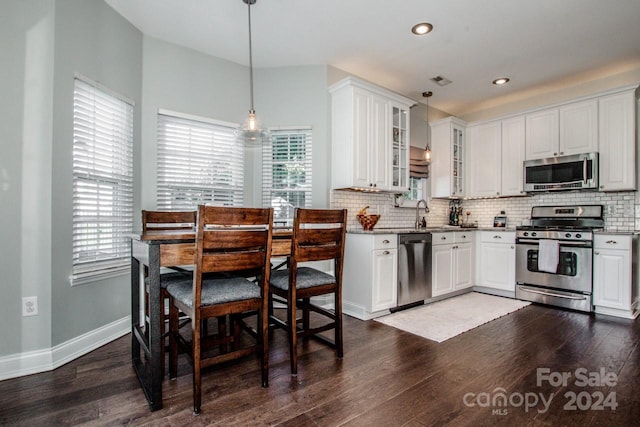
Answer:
399 233 432 245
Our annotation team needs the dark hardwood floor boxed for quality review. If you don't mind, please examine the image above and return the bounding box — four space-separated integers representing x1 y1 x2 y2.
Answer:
1 303 638 426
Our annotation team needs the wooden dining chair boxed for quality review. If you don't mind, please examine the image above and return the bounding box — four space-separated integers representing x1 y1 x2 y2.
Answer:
269 208 347 376
166 205 273 415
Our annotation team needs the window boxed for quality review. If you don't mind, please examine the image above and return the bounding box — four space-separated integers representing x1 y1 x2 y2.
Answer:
262 128 312 226
157 111 243 209
72 77 134 284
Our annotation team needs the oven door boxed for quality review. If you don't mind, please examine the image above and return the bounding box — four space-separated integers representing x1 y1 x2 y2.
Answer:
515 240 592 293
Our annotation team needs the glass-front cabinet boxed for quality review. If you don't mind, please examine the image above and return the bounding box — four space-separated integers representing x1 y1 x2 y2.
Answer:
390 103 410 192
430 117 466 198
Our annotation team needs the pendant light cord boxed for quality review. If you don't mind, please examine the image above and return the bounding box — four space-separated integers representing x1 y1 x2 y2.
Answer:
247 0 255 112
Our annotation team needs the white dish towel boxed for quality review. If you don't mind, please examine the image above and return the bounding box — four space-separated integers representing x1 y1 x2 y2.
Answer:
538 239 559 273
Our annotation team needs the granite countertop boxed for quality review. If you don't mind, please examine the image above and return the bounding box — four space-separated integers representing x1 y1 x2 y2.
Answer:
348 226 517 234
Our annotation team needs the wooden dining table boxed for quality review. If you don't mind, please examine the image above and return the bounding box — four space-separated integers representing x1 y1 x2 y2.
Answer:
130 227 292 410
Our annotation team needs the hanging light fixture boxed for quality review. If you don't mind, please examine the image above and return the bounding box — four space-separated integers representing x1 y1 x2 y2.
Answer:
422 91 433 162
236 0 268 145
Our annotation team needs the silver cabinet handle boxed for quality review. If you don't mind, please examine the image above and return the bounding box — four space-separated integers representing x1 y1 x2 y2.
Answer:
382 250 390 255
382 239 390 244
493 235 502 239
605 240 617 244
595 251 600 255
510 245 514 249
441 236 447 240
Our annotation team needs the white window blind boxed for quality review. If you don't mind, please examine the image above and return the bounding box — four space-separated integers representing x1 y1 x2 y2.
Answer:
262 128 312 226
157 113 244 209
72 78 134 284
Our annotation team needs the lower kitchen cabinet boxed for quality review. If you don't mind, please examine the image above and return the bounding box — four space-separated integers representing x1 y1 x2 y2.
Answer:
342 233 398 320
432 232 474 297
593 234 639 319
475 231 516 296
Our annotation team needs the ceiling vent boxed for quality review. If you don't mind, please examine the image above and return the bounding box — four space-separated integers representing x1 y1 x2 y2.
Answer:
431 75 452 86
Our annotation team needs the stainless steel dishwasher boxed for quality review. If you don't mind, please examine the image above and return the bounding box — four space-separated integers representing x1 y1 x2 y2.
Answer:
395 233 432 311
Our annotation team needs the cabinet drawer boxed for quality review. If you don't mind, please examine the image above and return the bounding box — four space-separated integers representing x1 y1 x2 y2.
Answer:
373 234 397 250
454 231 474 243
432 232 453 245
478 230 515 244
594 234 632 251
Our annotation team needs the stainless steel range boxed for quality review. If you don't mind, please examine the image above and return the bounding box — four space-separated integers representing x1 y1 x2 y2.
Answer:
515 205 604 312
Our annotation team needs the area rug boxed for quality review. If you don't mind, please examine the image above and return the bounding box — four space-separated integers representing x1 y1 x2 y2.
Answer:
374 292 531 343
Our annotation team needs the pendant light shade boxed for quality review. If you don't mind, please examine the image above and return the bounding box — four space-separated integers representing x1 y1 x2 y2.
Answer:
236 0 269 145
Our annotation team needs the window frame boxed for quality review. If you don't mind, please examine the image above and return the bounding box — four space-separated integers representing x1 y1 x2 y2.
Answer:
71 75 134 285
156 109 243 210
261 127 313 226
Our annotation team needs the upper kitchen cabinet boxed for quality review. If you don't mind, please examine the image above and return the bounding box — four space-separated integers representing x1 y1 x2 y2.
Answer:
466 121 501 197
525 99 597 160
430 117 466 198
598 88 638 192
501 115 526 196
330 77 414 192
390 102 411 192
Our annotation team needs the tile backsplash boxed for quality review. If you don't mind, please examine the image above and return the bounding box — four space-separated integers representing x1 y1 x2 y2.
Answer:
331 189 639 232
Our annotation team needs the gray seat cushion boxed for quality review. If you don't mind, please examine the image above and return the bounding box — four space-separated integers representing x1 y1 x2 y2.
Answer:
270 267 336 291
166 276 261 308
144 271 192 289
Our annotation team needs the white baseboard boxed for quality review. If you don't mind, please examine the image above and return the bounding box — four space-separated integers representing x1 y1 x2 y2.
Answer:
0 316 130 381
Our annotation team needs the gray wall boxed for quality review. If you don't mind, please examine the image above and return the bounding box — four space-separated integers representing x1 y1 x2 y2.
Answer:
0 0 142 358
1 0 55 356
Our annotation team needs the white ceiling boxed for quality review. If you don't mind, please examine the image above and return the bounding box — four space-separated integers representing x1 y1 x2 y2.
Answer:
105 0 640 116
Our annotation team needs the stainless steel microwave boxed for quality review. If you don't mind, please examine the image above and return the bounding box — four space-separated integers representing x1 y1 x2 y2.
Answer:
523 152 598 192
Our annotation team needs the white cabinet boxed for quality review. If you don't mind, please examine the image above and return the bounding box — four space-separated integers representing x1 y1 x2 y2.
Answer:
475 231 516 295
390 103 411 192
430 117 466 198
466 121 501 197
598 89 637 192
593 234 639 319
432 231 474 297
342 233 398 320
560 99 598 155
526 108 559 160
330 77 413 192
501 115 526 196
525 99 598 160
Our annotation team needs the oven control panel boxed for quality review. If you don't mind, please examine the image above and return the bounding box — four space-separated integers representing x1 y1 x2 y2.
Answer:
517 229 592 241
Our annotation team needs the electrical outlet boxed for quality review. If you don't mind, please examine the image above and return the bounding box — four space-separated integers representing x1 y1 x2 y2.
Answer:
22 296 38 317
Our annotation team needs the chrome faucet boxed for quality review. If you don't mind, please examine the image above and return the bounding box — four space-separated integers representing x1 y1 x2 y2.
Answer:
415 199 429 229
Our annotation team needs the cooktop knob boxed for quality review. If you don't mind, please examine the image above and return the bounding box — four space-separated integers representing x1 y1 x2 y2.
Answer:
523 232 529 237
576 233 582 239
532 232 537 237
565 233 571 238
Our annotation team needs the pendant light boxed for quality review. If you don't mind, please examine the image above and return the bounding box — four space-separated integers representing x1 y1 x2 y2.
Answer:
423 91 433 162
236 0 269 145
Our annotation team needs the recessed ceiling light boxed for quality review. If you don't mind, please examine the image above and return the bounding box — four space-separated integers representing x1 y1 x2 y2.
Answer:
411 22 433 35
493 77 510 85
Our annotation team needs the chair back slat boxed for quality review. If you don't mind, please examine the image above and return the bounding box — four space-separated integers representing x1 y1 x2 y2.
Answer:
201 251 267 273
203 229 269 251
201 207 271 226
295 245 343 263
142 210 196 232
296 228 344 246
296 208 345 225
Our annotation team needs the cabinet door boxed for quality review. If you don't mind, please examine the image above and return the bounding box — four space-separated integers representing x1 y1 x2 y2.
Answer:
351 89 372 188
389 103 410 192
466 122 501 197
478 242 515 291
454 243 473 290
599 91 636 192
501 116 526 196
593 249 630 311
559 99 598 155
372 248 397 311
432 244 453 297
370 95 389 190
525 108 559 160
